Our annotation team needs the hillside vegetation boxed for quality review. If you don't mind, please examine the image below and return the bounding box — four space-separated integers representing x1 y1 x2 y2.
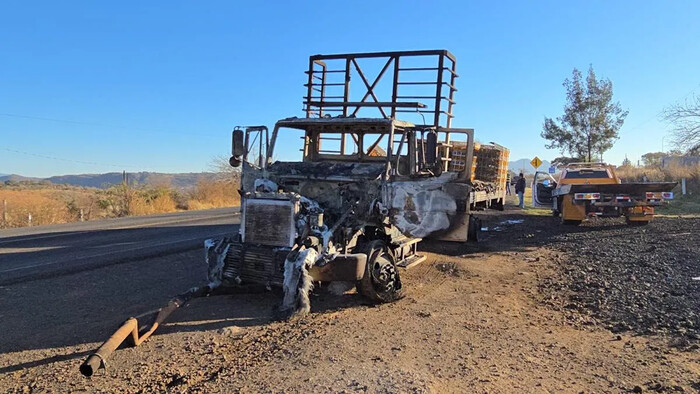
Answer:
0 171 220 189
0 178 240 228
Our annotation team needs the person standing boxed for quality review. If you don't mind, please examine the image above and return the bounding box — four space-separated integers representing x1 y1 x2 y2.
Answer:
506 171 512 195
515 172 526 208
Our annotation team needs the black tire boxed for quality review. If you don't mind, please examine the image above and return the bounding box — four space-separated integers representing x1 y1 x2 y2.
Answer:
552 210 560 217
356 240 403 303
562 219 581 225
467 215 482 242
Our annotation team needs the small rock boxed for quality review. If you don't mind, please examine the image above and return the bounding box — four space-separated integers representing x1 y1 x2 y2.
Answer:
218 326 244 337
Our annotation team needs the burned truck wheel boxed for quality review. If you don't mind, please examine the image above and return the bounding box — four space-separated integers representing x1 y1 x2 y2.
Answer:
357 240 403 303
467 215 482 242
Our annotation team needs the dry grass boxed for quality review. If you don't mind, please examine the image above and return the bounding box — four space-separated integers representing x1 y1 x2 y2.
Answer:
0 190 71 227
186 180 240 210
1 179 240 229
615 163 699 181
616 163 700 196
129 188 178 216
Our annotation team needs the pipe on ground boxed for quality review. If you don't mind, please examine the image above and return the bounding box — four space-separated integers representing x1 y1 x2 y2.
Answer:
80 285 211 377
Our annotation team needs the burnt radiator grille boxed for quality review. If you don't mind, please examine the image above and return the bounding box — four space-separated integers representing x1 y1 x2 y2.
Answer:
243 199 295 247
224 242 287 286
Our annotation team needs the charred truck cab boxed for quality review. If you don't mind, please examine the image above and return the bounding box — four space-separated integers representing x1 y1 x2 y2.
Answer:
206 50 505 316
215 118 479 316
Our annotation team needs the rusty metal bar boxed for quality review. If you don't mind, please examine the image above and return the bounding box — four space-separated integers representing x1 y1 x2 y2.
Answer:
397 95 455 104
399 67 459 76
343 58 351 117
311 101 424 108
350 57 393 117
79 286 210 377
351 58 388 118
320 62 326 118
304 95 344 99
305 50 457 128
447 57 457 129
310 49 456 62
306 57 314 118
391 56 399 119
304 82 345 86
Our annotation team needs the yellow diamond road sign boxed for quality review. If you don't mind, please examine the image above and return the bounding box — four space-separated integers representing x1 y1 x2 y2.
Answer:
530 156 542 169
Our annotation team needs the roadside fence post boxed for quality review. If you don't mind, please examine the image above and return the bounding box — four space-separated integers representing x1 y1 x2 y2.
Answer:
28 212 32 227
80 208 84 222
681 178 687 195
2 199 6 227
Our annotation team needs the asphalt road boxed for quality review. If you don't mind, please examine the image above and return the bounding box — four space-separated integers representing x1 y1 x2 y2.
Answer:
0 208 240 285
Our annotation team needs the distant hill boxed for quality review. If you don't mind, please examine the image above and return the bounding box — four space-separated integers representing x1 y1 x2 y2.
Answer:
0 174 44 183
0 172 227 189
508 158 552 174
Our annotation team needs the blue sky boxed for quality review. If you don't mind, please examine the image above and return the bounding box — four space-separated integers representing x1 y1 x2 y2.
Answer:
1 1 699 177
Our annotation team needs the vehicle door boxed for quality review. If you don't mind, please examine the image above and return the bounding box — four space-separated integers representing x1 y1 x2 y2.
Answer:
532 171 557 208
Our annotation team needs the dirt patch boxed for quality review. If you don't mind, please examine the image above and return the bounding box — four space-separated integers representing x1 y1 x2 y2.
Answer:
0 209 698 392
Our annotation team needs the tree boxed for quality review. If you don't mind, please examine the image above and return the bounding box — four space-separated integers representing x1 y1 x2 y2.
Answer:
542 66 628 162
208 155 241 182
641 151 665 168
662 94 700 154
551 156 582 167
621 157 632 167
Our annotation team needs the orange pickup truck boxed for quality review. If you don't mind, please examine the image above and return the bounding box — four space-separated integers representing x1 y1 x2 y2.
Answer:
532 163 677 225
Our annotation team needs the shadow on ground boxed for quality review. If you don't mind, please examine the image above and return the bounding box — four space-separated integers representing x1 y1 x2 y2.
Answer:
420 205 630 257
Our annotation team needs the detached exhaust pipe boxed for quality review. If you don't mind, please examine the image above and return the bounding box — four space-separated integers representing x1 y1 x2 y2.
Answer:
80 286 211 377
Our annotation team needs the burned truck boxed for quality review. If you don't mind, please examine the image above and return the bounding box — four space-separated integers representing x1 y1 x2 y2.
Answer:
207 50 508 316
80 50 508 376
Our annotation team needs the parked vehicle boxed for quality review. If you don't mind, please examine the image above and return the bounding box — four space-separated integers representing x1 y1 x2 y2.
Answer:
532 163 677 225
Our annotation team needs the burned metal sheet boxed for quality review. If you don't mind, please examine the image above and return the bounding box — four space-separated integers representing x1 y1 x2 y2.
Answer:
268 161 385 180
389 173 460 238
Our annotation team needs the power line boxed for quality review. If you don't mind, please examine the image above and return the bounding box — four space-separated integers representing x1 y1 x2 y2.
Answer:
0 112 106 127
622 82 700 134
1 147 142 168
0 112 225 138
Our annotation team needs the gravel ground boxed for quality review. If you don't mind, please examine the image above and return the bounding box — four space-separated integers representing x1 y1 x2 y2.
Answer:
498 214 699 346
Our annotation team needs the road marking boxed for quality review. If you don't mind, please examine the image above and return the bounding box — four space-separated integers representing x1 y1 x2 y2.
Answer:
0 212 239 246
0 246 64 254
0 232 233 274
